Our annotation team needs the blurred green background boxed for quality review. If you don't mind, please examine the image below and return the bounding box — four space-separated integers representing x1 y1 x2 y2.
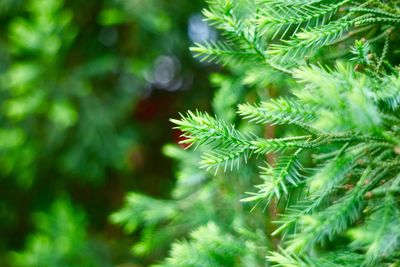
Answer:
0 0 217 265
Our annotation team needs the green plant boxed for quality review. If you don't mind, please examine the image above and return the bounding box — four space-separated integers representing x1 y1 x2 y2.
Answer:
176 63 400 266
11 199 111 267
115 0 400 266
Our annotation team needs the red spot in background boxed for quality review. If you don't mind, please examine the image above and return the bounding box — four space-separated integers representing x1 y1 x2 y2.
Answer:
133 93 174 122
172 129 190 148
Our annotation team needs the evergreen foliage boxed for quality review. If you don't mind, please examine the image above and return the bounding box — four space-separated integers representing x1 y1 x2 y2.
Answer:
115 0 400 266
11 199 111 267
192 0 400 68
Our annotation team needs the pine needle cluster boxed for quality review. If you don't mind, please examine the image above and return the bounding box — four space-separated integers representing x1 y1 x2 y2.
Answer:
115 0 400 266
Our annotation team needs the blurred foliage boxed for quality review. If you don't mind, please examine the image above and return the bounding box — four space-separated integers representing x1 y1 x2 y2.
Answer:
0 0 211 265
12 199 112 267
